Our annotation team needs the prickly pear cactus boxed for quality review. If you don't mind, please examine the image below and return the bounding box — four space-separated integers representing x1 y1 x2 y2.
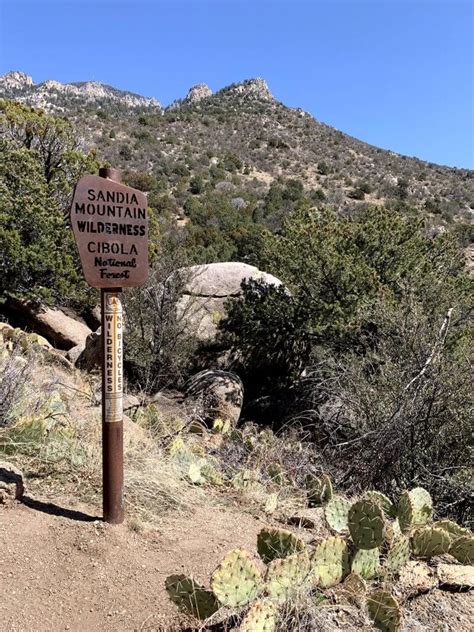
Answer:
232 469 262 493
211 548 263 607
385 536 410 575
385 518 402 546
449 535 474 564
265 551 311 604
434 519 470 539
348 499 385 550
351 547 380 579
411 527 451 558
239 599 278 632
342 572 366 598
165 575 219 620
311 536 349 588
212 417 231 434
305 473 333 506
267 463 285 485
257 528 305 564
324 496 351 533
201 462 224 486
188 462 204 484
367 590 401 632
365 491 396 517
398 487 432 533
264 493 278 515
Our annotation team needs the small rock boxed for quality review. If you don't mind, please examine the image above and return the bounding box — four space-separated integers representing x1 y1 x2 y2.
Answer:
287 507 325 530
0 462 25 505
396 561 438 600
123 393 141 411
438 564 474 588
66 342 86 365
76 328 101 371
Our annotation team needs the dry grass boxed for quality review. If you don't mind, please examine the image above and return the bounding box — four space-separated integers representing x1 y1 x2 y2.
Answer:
0 343 206 528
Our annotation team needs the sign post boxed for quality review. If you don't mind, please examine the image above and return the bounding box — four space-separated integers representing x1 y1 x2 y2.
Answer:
70 167 148 523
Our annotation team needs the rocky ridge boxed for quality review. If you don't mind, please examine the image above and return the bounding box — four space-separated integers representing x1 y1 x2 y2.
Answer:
0 71 161 111
1 70 472 224
0 72 275 113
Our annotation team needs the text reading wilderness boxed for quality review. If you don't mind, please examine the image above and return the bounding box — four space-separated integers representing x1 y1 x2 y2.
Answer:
70 175 149 288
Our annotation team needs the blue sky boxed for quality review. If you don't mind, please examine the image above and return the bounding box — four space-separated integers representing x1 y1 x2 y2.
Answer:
0 0 472 168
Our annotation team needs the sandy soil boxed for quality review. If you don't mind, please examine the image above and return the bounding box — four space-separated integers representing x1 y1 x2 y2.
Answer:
0 496 263 632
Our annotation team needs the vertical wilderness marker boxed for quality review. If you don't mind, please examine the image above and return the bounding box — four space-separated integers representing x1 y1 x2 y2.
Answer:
70 166 149 524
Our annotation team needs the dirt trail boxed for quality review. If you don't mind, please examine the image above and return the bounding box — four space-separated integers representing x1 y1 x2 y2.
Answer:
0 496 263 632
2 495 473 632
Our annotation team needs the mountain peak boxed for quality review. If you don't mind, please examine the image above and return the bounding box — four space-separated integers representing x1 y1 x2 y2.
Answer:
222 78 274 101
0 71 161 111
185 83 213 104
0 71 34 90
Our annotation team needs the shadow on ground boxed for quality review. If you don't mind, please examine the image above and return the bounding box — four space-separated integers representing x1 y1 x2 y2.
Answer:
22 496 100 522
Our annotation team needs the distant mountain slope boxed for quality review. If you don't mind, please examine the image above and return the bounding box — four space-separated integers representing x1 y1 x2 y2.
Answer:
1 71 473 228
0 71 160 111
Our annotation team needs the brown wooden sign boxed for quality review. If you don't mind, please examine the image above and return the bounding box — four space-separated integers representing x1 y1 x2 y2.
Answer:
70 175 149 288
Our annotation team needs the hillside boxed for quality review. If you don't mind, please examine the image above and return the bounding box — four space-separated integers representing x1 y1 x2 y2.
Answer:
1 70 473 234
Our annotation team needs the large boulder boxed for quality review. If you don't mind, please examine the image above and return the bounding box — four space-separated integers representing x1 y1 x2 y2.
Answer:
176 262 282 345
5 300 91 350
185 369 244 428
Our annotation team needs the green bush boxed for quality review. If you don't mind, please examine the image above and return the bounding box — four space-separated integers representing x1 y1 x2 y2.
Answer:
221 205 473 515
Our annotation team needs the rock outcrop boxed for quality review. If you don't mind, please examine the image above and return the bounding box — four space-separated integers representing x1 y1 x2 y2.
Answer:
218 78 275 102
0 71 161 111
0 71 33 90
185 83 212 104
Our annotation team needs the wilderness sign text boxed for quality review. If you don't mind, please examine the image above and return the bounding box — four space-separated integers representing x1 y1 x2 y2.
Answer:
70 175 149 288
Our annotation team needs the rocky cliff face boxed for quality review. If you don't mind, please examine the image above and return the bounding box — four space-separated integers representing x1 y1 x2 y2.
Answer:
0 71 34 91
185 83 213 104
0 71 161 112
220 78 274 101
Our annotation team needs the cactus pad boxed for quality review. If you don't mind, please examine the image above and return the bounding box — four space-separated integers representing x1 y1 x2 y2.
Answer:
211 548 263 607
257 527 305 563
239 599 278 632
367 590 401 632
434 520 470 539
385 518 402 546
411 527 451 558
348 499 385 550
305 473 333 506
365 491 396 517
165 575 219 620
449 535 474 564
351 547 380 579
311 536 349 588
265 551 311 603
264 493 278 515
385 536 410 574
188 462 203 484
398 487 432 533
268 463 285 485
342 572 366 597
324 496 351 533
